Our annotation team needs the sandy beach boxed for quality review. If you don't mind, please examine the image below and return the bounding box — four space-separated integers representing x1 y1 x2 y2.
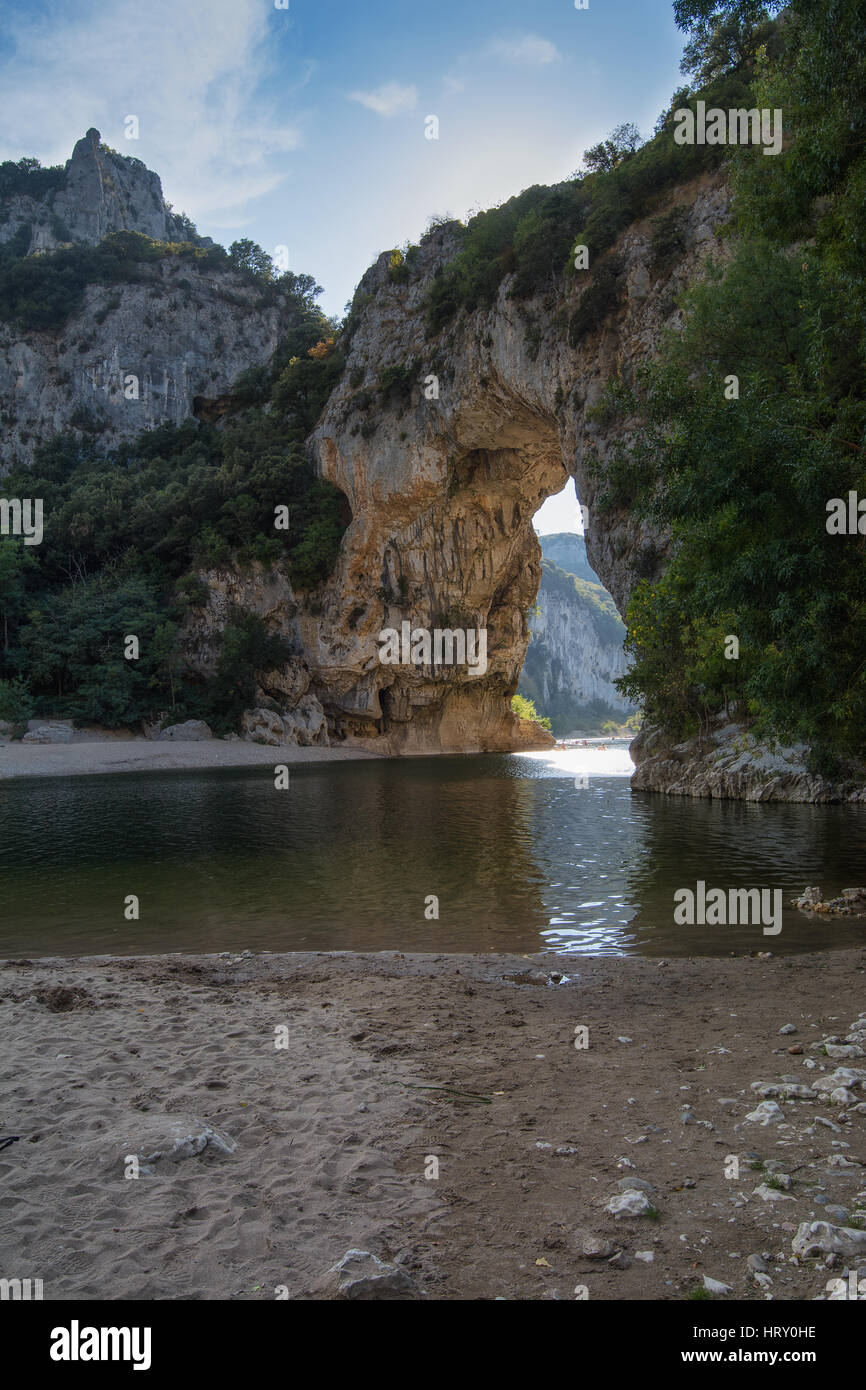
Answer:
2 946 865 1301
0 738 384 780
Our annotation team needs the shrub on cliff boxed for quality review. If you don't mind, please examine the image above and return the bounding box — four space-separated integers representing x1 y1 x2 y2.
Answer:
0 156 65 200
423 62 751 338
0 230 293 332
511 693 552 730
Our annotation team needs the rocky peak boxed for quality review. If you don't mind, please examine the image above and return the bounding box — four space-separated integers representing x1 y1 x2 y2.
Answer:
0 129 209 255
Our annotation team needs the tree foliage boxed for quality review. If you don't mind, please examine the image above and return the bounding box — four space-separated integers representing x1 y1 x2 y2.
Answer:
0 283 349 730
590 0 866 769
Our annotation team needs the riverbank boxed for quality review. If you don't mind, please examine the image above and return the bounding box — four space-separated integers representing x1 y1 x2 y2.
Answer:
0 738 384 780
2 947 864 1301
0 736 634 783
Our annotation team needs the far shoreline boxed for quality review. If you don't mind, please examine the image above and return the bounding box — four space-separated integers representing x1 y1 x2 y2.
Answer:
0 736 626 782
0 737 387 781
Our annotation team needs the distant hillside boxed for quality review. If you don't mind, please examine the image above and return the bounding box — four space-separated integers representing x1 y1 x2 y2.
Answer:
536 532 600 585
518 542 636 736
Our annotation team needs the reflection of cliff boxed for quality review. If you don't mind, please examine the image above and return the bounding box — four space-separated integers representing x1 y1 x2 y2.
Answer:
518 537 635 735
0 760 552 953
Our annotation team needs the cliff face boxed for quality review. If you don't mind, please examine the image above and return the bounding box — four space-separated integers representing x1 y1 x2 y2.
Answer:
0 266 293 469
536 532 600 585
519 553 634 734
302 174 730 751
630 720 866 804
2 135 735 761
0 132 300 471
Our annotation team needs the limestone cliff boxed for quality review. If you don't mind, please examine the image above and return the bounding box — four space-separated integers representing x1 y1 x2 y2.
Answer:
0 266 294 470
630 719 866 804
0 136 738 764
0 128 207 255
0 132 299 471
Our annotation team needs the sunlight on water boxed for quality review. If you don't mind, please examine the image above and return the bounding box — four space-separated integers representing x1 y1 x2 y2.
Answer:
517 741 635 779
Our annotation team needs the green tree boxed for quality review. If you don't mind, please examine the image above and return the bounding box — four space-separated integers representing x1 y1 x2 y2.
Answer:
228 238 275 281
0 540 38 651
581 123 642 175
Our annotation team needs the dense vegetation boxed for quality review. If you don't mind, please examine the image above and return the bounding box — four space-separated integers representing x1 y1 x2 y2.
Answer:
422 64 761 336
0 269 349 733
588 0 866 772
0 155 65 201
510 694 552 731
0 228 296 332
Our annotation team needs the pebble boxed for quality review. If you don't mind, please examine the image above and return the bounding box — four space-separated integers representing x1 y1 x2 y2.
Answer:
703 1275 732 1295
615 1176 655 1195
779 1024 798 1035
830 1087 854 1105
581 1236 615 1260
607 1251 631 1270
791 1221 866 1259
634 1250 654 1263
744 1100 785 1125
747 1254 768 1273
754 1183 795 1203
824 1206 850 1223
605 1189 655 1218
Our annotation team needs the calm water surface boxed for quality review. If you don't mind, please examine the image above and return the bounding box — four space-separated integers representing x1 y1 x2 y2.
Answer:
0 744 864 957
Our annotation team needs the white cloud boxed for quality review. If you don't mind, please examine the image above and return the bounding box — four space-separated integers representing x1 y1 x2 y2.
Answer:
0 0 305 226
348 82 418 117
488 34 561 67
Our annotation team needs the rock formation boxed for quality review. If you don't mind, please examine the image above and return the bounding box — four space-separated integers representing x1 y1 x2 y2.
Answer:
0 132 295 470
301 174 730 752
0 128 208 255
5 137 769 769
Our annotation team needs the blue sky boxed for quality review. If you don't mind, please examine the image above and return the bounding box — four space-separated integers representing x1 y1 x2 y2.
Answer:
0 0 687 532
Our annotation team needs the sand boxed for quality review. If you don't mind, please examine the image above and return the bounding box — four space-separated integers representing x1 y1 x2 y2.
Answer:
0 738 382 780
2 946 865 1301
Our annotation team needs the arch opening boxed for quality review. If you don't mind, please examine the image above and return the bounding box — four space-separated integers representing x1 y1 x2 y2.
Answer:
518 479 639 740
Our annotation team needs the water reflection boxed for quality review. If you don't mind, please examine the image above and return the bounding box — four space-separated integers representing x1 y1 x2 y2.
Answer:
0 748 863 957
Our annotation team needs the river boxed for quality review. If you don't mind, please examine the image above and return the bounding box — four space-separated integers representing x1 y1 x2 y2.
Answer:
0 742 863 957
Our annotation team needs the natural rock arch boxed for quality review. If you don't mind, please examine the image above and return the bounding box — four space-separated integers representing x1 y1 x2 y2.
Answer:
306 175 729 752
